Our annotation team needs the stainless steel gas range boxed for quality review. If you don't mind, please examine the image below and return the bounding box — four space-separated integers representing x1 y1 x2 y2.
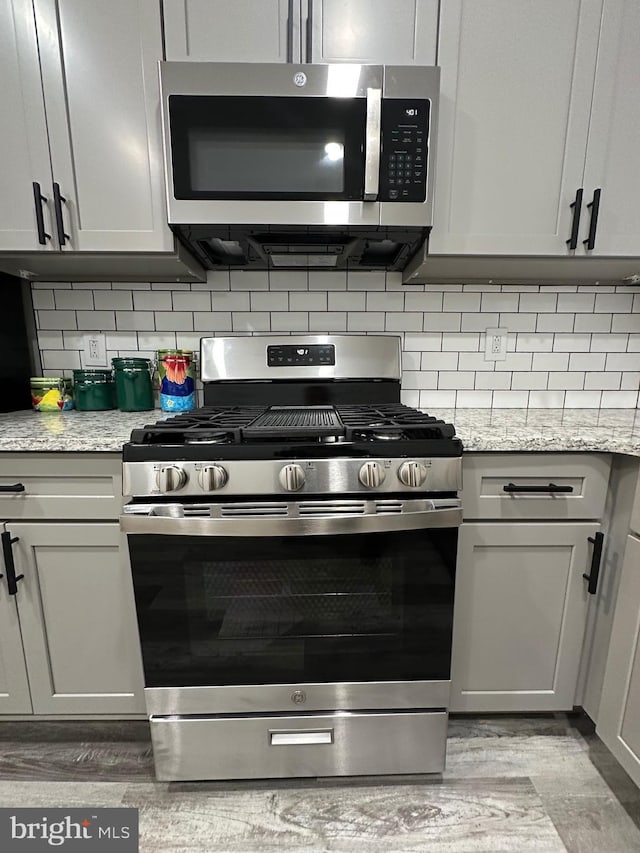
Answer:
120 335 462 782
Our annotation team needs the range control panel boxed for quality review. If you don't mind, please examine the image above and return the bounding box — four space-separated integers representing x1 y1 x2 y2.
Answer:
267 344 336 366
379 99 430 202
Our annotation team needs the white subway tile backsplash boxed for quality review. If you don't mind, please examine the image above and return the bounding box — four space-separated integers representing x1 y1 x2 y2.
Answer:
289 292 327 311
456 390 493 408
536 314 574 333
442 333 479 352
327 292 366 311
133 291 172 311
511 371 548 390
565 390 602 408
193 312 232 331
93 290 133 311
532 352 569 371
347 312 385 331
55 290 94 310
309 272 346 291
557 293 595 313
423 314 461 332
37 310 77 330
115 311 154 331
308 312 347 331
31 280 640 410
548 372 585 390
438 371 474 390
401 390 420 407
568 353 606 372
366 292 404 312
271 312 309 331
32 290 55 310
499 313 536 332
584 372 621 390
172 292 212 311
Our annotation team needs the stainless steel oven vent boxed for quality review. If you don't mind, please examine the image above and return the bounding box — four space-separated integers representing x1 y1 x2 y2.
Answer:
220 503 288 517
298 501 366 516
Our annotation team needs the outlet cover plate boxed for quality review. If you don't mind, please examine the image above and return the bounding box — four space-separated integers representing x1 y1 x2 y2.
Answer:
484 327 507 361
83 334 107 367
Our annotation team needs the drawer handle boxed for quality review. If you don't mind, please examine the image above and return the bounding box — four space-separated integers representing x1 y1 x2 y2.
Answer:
1 531 24 596
583 532 604 595
270 730 333 746
503 482 574 494
0 483 25 493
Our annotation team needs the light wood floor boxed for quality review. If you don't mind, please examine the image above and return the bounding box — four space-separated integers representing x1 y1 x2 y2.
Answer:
0 714 639 851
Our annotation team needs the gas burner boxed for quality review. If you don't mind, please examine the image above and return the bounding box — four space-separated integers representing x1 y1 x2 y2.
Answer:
355 430 404 442
185 431 233 445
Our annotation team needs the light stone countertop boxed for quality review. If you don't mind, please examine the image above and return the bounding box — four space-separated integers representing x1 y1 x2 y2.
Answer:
0 407 639 456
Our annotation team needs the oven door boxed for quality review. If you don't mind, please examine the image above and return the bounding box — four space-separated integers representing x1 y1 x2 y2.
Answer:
122 499 460 716
160 62 383 226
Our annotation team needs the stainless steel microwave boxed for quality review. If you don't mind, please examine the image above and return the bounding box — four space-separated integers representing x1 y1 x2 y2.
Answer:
159 62 440 271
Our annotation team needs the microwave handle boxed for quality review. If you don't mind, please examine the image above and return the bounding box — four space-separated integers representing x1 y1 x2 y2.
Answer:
364 87 382 201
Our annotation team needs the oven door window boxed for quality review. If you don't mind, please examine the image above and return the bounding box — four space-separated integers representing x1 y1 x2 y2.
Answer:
168 95 366 201
128 529 457 688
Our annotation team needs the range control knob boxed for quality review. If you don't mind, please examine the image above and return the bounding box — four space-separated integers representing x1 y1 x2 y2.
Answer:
198 465 228 491
279 464 306 492
398 461 428 488
156 465 188 493
359 461 386 489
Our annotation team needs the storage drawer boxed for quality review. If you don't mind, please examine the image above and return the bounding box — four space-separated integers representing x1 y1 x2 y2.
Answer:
462 453 611 520
0 454 122 519
630 473 640 537
150 710 448 781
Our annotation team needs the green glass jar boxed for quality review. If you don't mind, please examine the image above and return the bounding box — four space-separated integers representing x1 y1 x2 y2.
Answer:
111 358 154 411
73 369 116 411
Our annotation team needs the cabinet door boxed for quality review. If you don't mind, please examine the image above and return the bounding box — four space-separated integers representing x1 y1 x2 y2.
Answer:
597 535 640 787
451 522 598 712
307 0 437 64
0 572 32 714
580 0 640 256
32 0 173 253
430 0 603 255
0 0 56 252
163 0 297 62
8 523 145 715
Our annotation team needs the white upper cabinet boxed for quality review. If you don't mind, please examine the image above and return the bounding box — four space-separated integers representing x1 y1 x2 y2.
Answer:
0 0 55 252
163 0 296 62
163 0 437 65
32 0 173 253
306 0 438 64
580 0 640 256
430 0 604 256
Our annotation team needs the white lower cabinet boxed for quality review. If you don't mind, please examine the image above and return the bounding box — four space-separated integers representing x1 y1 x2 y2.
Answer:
451 522 599 712
1 522 145 715
596 535 640 787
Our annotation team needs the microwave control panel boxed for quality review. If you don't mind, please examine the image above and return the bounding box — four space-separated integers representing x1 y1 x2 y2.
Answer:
379 99 430 202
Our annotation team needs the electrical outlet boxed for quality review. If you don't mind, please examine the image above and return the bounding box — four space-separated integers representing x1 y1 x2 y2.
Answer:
484 327 507 361
83 334 107 367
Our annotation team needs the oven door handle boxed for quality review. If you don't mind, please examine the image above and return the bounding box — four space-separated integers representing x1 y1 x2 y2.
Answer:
120 506 462 537
363 87 382 201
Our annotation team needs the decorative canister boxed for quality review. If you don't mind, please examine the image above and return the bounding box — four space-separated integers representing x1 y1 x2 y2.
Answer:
30 377 74 412
157 349 196 413
73 369 116 411
111 358 154 411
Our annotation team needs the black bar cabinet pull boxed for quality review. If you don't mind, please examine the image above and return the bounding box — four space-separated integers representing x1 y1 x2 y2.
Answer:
503 482 574 494
0 484 25 493
52 182 70 246
286 0 294 62
583 531 604 595
583 188 602 250
1 531 24 596
32 181 50 245
306 2 313 62
566 187 583 250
